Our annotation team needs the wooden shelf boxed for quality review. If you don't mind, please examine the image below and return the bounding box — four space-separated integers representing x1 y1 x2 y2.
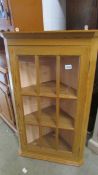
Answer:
60 83 77 99
21 81 77 99
59 109 74 130
21 81 56 97
25 106 56 128
28 132 56 149
40 106 56 127
41 132 56 149
25 112 39 125
25 106 74 130
29 131 72 152
40 81 56 97
21 85 37 96
59 135 72 152
43 131 72 152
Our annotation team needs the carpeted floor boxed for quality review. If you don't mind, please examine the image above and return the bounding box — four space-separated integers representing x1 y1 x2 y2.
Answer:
0 118 98 175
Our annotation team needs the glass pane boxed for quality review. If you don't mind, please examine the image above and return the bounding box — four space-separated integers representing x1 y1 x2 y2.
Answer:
59 99 76 130
40 97 56 128
23 96 39 126
39 56 56 97
26 125 40 147
58 129 74 152
41 127 56 149
18 55 37 95
60 56 80 98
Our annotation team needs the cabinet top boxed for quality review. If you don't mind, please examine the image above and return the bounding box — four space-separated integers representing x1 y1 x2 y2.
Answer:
1 30 98 40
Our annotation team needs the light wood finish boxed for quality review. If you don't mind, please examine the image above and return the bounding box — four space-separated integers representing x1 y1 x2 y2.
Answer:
25 106 74 130
21 82 77 99
9 0 43 31
2 31 98 165
78 39 98 161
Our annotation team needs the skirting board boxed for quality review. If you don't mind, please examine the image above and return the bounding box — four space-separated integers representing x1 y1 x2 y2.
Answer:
88 139 98 154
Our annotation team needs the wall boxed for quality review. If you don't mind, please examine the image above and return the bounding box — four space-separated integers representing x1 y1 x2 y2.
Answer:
42 0 66 31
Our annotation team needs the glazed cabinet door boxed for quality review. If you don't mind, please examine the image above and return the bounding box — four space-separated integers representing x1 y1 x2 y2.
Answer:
9 45 89 162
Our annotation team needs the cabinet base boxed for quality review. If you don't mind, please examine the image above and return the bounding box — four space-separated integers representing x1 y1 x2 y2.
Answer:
19 150 83 166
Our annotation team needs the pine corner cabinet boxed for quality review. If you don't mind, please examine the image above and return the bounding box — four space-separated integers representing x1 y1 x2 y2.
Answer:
2 31 98 165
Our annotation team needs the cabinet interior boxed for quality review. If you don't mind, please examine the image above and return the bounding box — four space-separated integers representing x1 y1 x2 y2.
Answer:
18 55 79 153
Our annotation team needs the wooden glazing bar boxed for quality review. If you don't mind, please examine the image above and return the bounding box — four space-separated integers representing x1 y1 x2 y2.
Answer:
55 56 61 149
56 98 59 150
35 55 40 95
35 55 42 146
56 56 60 97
